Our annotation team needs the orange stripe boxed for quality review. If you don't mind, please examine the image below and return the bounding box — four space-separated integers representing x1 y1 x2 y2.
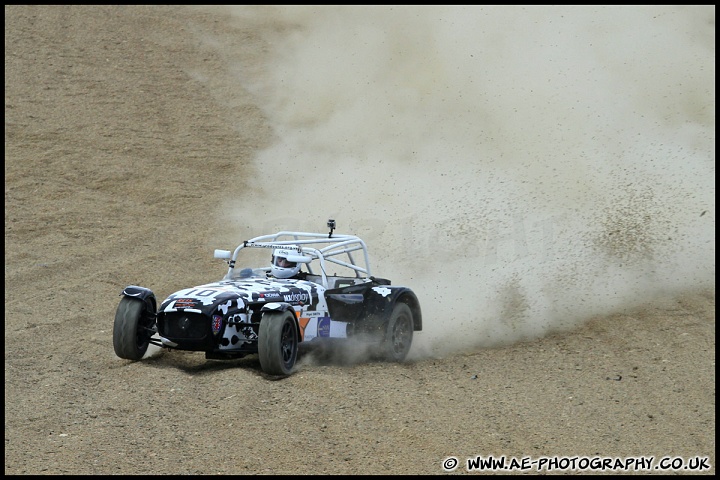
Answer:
298 317 311 341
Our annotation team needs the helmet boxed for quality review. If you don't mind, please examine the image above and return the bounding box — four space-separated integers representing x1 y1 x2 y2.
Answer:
271 248 301 279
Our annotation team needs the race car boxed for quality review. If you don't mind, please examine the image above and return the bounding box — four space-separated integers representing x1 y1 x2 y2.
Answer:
113 220 422 376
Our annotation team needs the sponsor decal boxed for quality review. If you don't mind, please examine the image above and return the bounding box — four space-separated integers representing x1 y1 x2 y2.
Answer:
212 315 223 334
174 298 197 308
245 242 302 253
283 292 309 303
318 317 331 337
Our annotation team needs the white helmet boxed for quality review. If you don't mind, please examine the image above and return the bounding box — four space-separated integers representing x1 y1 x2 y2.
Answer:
271 248 301 279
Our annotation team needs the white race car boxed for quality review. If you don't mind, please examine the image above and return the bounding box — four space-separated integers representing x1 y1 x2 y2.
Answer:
113 220 422 376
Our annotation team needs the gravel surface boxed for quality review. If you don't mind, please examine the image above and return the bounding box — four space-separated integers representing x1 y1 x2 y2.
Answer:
5 5 715 475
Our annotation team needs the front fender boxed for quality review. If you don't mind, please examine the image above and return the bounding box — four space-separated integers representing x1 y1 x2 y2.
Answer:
120 285 157 313
259 302 301 343
261 302 296 315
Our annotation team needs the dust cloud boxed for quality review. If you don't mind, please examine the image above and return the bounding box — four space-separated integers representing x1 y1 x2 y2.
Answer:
214 6 714 358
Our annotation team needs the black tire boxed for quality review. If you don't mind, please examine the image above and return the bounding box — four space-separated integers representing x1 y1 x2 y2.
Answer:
113 297 153 360
379 302 414 362
258 310 298 376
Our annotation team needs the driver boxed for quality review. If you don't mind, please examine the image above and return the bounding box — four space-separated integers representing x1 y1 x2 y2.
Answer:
270 248 302 279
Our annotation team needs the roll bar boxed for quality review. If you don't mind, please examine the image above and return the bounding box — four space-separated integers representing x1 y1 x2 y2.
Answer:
216 229 372 288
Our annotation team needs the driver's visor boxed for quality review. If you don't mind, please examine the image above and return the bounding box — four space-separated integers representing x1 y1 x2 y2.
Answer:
273 256 296 268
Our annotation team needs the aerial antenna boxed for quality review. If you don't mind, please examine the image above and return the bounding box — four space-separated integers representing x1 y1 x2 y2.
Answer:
327 219 336 238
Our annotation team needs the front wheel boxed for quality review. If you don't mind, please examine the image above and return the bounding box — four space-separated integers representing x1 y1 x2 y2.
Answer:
258 310 298 376
113 296 154 360
378 302 414 362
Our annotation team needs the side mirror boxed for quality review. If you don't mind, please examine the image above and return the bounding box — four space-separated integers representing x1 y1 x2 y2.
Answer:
214 249 232 259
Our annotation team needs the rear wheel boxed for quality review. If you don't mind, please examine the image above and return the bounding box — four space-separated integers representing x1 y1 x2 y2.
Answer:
379 302 413 362
113 297 154 360
258 310 298 376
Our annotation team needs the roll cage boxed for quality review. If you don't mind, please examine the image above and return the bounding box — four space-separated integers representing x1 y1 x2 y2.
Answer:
215 222 372 289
